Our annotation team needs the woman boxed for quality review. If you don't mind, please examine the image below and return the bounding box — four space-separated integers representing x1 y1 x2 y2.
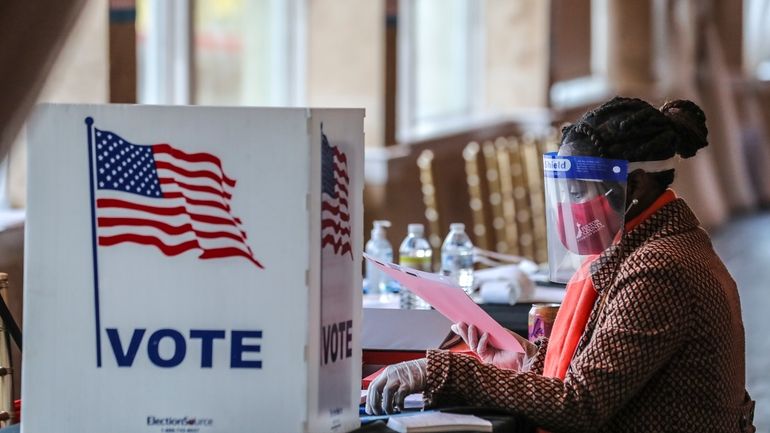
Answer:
366 97 756 432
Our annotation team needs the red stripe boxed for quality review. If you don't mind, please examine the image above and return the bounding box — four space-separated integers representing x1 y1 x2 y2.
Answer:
160 178 233 200
200 247 264 268
188 211 237 227
321 219 351 237
97 198 185 216
195 230 245 242
98 234 200 256
332 146 347 164
321 234 352 258
97 217 244 243
155 160 235 189
162 187 245 236
333 167 350 184
164 191 230 212
99 217 193 235
97 198 245 233
153 144 236 186
322 202 350 222
336 182 348 196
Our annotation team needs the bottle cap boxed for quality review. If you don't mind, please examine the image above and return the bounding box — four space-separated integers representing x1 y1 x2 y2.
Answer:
371 220 391 239
372 220 391 229
407 224 424 235
450 223 465 232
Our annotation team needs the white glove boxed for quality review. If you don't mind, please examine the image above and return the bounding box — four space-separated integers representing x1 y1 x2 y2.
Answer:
451 322 527 371
365 359 428 415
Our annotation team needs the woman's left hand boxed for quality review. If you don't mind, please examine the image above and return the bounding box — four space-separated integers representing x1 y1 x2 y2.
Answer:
365 358 428 415
452 322 528 370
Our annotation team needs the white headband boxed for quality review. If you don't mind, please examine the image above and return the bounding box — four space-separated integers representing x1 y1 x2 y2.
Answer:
627 156 680 173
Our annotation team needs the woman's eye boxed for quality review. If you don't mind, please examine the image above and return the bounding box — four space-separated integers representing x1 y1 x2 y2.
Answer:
570 191 582 200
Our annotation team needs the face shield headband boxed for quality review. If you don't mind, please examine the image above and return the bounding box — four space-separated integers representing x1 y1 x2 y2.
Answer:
543 152 628 283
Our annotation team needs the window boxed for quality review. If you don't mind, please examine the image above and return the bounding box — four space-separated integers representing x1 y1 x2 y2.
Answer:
745 0 770 80
137 0 304 105
397 0 483 141
195 0 304 105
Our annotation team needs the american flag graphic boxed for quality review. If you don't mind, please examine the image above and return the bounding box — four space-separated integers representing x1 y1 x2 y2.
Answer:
320 129 352 259
90 127 263 268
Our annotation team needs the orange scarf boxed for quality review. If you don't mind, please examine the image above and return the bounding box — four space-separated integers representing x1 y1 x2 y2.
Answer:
542 189 677 379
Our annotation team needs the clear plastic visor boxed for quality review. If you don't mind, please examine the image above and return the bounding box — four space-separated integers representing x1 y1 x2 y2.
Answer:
543 153 627 283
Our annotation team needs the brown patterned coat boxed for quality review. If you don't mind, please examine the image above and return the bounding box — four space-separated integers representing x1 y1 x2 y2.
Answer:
425 199 756 432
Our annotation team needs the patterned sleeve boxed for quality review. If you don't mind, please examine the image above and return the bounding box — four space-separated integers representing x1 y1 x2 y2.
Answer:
522 336 548 374
424 251 692 432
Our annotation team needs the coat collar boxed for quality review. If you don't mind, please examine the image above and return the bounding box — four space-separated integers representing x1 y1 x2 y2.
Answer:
589 198 700 293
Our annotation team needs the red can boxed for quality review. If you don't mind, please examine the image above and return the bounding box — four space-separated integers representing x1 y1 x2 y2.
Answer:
528 303 560 342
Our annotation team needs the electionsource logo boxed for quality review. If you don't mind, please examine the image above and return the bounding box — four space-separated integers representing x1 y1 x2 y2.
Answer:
147 416 213 431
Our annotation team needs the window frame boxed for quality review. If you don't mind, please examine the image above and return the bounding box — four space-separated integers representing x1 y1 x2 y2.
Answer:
396 0 485 143
138 0 306 106
744 0 770 80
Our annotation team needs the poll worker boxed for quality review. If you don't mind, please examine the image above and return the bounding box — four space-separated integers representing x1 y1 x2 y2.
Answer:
366 97 756 433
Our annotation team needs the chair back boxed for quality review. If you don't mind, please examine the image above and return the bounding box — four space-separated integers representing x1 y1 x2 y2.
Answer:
418 129 560 264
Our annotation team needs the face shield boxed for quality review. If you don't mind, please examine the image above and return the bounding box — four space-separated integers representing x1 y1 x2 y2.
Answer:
543 152 628 283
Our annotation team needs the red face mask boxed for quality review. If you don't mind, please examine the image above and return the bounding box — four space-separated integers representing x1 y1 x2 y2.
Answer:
556 193 621 255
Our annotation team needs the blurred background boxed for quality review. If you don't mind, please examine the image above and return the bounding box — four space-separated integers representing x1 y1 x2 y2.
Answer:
0 0 769 426
4 0 770 242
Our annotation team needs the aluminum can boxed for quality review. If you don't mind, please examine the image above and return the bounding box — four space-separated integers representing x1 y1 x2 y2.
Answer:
528 303 560 342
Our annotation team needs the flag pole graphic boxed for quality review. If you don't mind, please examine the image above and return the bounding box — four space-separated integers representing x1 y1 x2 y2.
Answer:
85 117 103 367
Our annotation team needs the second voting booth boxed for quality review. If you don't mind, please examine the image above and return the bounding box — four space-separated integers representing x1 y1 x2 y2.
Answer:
23 105 364 433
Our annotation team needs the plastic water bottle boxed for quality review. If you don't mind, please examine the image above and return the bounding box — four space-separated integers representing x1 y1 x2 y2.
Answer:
441 223 475 294
365 220 395 296
398 224 432 310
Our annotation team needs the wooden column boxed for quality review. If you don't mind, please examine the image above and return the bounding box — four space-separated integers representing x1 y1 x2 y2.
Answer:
712 0 743 73
606 0 655 96
307 0 385 148
384 0 398 145
549 0 592 84
485 0 550 110
0 0 86 160
109 0 137 103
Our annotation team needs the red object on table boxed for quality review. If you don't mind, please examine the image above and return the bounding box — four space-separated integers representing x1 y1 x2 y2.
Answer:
12 399 20 424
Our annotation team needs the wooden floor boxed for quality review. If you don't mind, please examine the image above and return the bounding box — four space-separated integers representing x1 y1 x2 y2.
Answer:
712 210 770 431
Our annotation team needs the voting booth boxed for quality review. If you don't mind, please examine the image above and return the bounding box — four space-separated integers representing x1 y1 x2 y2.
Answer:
23 104 364 433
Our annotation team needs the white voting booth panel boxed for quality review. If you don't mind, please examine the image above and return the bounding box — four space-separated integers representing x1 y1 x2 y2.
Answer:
23 104 363 433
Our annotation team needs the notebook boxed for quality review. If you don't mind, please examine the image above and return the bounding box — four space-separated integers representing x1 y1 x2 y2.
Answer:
386 412 493 433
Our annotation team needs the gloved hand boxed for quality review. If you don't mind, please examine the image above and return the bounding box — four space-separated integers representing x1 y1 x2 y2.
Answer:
451 322 529 370
365 358 428 415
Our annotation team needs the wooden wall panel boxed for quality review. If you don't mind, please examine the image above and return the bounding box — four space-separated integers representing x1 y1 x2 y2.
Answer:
0 0 86 160
713 0 743 72
549 0 592 84
109 2 137 103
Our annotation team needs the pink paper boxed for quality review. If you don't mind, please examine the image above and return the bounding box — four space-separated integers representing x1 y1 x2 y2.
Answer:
363 254 524 353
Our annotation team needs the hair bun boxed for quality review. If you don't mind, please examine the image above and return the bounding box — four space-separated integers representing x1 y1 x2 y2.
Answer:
659 99 708 158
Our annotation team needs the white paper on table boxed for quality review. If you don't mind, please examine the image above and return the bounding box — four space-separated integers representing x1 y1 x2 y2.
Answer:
363 254 524 353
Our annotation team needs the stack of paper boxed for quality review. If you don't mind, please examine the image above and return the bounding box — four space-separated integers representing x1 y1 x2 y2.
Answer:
386 412 492 432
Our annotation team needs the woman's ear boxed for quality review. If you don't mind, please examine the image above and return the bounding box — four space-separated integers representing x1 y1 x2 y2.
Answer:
626 169 644 190
626 169 645 198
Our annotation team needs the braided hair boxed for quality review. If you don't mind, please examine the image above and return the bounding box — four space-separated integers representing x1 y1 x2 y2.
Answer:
561 97 708 189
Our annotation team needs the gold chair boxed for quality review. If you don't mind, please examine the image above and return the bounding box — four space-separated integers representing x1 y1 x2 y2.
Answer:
0 274 13 426
419 129 561 264
462 142 489 251
417 150 443 253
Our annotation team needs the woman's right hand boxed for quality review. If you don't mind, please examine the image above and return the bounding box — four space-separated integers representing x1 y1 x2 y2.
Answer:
451 322 528 370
